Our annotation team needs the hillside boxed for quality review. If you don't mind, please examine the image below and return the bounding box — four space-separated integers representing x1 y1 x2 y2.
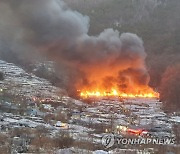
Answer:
0 60 179 153
64 0 180 106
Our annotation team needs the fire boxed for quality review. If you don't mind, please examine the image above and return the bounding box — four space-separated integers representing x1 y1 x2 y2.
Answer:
77 60 159 99
80 88 159 98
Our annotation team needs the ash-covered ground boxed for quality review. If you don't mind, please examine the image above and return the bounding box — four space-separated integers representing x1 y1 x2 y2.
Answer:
0 60 179 154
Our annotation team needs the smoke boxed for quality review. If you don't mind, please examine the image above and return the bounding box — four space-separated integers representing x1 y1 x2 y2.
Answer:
0 0 150 94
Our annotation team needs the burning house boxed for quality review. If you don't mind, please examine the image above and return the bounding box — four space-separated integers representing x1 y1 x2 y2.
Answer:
0 0 179 153
0 0 159 98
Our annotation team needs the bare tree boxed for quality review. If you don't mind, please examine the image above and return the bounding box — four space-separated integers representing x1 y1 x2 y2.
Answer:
160 64 180 111
0 72 4 80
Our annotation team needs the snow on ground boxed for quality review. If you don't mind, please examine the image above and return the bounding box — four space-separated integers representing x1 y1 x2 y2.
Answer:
170 116 180 123
0 60 63 99
0 60 179 153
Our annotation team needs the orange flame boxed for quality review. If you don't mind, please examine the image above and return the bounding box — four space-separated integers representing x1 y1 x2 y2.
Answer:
77 63 159 99
80 88 159 98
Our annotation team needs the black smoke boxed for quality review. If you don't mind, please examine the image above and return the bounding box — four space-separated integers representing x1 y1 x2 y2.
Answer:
0 0 150 94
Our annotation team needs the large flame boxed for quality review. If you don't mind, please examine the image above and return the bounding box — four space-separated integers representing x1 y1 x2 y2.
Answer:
80 88 159 98
76 55 159 99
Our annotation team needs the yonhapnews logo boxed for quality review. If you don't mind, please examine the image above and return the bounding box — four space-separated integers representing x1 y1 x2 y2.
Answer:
102 134 175 148
102 134 115 148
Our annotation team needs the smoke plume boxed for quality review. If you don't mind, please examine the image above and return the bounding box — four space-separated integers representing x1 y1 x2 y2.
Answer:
0 0 150 95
